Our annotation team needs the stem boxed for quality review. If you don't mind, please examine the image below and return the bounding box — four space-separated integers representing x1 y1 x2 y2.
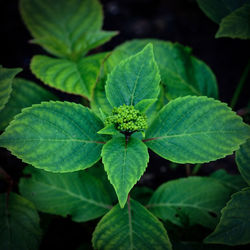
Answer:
192 164 202 175
185 164 191 176
230 59 250 109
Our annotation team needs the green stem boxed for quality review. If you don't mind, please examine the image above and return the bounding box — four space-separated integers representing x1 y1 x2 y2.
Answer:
192 164 202 175
230 59 250 109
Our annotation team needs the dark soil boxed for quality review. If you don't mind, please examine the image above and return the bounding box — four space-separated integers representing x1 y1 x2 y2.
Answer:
0 0 249 249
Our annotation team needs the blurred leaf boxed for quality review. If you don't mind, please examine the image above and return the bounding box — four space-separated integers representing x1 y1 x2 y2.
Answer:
205 188 250 245
0 192 41 250
148 177 232 229
20 165 113 222
236 139 250 185
0 78 57 131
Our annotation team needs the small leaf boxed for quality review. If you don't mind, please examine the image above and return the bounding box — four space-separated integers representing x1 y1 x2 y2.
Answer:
210 169 247 192
106 39 218 100
19 165 113 222
0 192 41 250
20 0 109 58
0 78 57 131
0 101 109 173
92 199 172 250
216 4 250 39
105 43 160 107
148 177 232 229
31 53 107 99
205 188 250 245
0 66 22 111
236 139 250 185
145 96 250 164
102 136 149 207
97 124 118 135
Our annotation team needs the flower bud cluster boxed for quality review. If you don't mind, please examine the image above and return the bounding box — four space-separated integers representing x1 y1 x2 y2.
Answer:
105 104 147 133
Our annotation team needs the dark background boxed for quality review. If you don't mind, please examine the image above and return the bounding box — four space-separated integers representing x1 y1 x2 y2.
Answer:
0 0 250 249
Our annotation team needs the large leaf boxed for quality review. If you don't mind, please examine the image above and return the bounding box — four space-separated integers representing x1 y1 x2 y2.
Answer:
236 139 250 185
215 4 250 39
19 165 113 222
205 188 250 245
145 96 250 164
0 67 22 111
210 169 247 192
101 136 149 208
106 39 218 100
105 43 160 107
147 177 232 229
196 0 248 24
0 78 57 131
0 192 41 250
20 0 113 59
0 101 109 172
92 199 172 250
31 53 107 99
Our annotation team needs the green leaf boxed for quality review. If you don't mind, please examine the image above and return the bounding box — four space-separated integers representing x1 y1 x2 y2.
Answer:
91 77 113 117
236 139 250 185
0 192 41 250
147 177 232 229
145 96 250 164
19 165 113 222
216 4 250 39
0 67 22 111
0 78 57 131
205 188 250 245
196 0 248 24
105 43 161 107
20 0 110 59
134 99 157 113
31 53 107 99
210 169 247 192
92 199 172 250
106 39 218 100
101 136 149 208
0 101 109 173
97 124 118 135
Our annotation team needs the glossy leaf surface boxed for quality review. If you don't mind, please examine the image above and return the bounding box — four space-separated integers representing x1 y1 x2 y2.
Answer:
205 188 250 245
148 177 232 229
19 166 113 222
145 96 250 164
92 199 172 250
31 53 107 99
106 39 218 100
102 136 149 207
0 193 41 250
0 101 109 172
105 43 160 107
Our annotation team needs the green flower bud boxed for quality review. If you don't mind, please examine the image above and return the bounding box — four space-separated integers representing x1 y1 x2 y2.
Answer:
105 104 147 134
